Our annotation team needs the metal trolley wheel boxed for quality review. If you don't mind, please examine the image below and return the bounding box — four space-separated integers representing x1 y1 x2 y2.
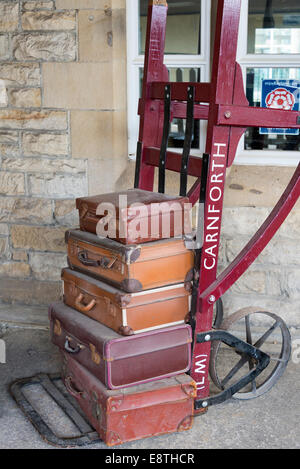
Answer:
209 307 292 400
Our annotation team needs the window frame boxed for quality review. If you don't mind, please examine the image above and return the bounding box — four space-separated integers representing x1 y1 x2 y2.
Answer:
235 0 300 166
126 0 211 158
126 0 300 167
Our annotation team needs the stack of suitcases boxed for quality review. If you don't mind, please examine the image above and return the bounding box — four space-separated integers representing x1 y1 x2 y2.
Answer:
49 188 197 446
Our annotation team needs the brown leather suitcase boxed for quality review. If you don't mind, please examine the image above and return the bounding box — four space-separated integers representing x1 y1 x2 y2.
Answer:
76 188 192 244
66 229 194 293
62 268 191 335
61 353 196 446
49 302 192 390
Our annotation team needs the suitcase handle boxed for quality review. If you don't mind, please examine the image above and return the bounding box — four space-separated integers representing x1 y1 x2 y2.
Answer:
64 337 82 354
75 293 96 313
78 250 117 269
65 376 84 398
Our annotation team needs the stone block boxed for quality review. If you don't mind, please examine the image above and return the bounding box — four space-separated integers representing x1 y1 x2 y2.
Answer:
78 10 112 62
11 224 67 252
0 79 8 108
9 88 42 108
224 165 297 208
0 236 9 259
22 132 68 156
23 2 55 11
0 131 19 144
0 2 19 32
29 251 67 281
0 63 41 86
22 11 76 31
54 199 78 226
221 207 271 237
43 63 113 109
56 0 110 9
87 156 128 195
0 224 9 236
71 110 113 158
12 32 76 62
0 262 31 278
12 250 28 262
0 277 62 305
0 172 25 196
0 143 20 157
2 156 86 174
231 270 266 295
0 109 67 130
28 172 87 197
225 236 300 267
0 197 53 225
0 35 9 60
287 270 300 299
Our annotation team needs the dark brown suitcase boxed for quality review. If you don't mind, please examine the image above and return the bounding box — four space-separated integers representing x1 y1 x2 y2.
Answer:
62 268 191 335
61 353 196 447
49 302 192 390
66 229 194 293
76 188 192 244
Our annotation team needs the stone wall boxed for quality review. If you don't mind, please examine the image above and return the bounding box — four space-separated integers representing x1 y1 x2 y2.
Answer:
0 0 127 305
0 1 299 329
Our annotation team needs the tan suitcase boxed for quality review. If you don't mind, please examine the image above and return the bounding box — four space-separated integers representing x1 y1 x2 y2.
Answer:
66 229 194 292
62 268 191 335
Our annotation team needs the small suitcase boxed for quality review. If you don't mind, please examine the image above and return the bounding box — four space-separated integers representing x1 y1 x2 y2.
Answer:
76 188 192 244
62 268 191 335
61 353 196 447
49 302 192 390
66 229 194 293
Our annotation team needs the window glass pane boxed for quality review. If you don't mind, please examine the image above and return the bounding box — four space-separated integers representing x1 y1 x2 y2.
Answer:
139 67 201 149
248 0 300 54
245 67 300 151
139 0 201 55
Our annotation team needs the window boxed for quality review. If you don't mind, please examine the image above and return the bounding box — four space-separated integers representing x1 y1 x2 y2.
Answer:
126 0 211 158
127 0 300 166
237 0 300 166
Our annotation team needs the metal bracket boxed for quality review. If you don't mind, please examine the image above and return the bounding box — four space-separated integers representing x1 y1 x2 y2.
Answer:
194 330 270 410
9 373 101 448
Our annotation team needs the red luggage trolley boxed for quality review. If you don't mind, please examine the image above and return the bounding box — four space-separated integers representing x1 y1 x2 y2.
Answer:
135 0 300 410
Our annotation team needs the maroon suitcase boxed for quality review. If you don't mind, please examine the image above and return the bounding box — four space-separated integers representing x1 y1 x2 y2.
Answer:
49 302 192 390
76 188 192 244
61 353 196 446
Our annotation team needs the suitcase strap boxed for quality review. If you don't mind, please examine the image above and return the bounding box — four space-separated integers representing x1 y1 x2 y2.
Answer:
180 86 195 197
158 84 171 194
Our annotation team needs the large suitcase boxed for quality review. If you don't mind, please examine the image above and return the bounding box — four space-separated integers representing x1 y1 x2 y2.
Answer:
76 188 192 244
62 268 191 335
61 353 196 447
49 302 192 390
66 229 194 293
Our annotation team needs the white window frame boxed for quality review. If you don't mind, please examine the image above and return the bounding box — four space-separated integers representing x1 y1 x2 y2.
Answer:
235 0 300 166
126 0 211 159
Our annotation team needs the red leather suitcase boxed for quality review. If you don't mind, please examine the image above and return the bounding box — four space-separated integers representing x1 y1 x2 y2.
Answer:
66 229 194 293
49 302 192 390
61 353 196 446
62 268 191 335
76 188 192 244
